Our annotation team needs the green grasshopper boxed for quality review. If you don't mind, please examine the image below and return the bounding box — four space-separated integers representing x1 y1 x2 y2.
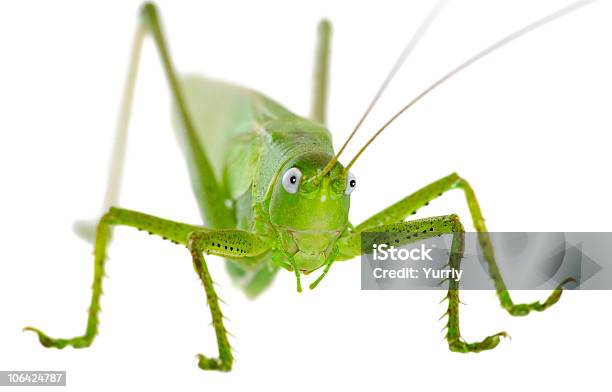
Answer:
25 1 590 371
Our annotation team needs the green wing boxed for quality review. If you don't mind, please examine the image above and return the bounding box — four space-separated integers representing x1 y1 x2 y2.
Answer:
174 76 258 198
173 76 297 202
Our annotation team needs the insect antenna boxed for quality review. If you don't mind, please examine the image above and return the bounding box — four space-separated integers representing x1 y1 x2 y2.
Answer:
315 0 449 181
344 0 599 172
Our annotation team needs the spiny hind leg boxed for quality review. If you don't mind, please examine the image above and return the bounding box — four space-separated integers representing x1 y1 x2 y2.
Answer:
353 172 574 316
75 2 234 243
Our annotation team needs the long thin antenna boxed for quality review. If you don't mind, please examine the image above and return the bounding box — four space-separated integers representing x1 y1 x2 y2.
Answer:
345 0 598 171
316 0 449 179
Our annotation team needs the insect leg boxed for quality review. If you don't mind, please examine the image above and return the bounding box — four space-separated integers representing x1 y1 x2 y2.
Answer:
25 207 270 371
345 172 574 316
187 230 272 371
345 215 509 352
438 215 510 353
76 3 234 242
73 21 146 242
310 19 332 124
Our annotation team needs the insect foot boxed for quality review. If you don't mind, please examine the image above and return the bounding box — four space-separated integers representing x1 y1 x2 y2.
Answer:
23 327 93 349
197 353 232 372
502 277 577 317
448 332 510 354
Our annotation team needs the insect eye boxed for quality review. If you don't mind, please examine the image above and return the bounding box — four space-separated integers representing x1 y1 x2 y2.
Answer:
345 172 357 195
282 167 302 194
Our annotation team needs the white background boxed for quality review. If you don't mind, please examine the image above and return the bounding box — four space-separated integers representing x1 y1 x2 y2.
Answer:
1 0 611 390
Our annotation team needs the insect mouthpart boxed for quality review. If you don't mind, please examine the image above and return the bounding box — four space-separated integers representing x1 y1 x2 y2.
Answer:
285 228 341 273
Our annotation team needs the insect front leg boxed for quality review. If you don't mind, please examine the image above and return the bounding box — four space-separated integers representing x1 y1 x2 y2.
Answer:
348 172 574 316
187 230 272 371
340 216 509 352
25 207 271 372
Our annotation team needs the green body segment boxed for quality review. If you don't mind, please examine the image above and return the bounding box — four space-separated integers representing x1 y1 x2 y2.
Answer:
24 2 577 373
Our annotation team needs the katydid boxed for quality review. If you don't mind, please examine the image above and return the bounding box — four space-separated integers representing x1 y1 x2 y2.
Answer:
25 1 594 372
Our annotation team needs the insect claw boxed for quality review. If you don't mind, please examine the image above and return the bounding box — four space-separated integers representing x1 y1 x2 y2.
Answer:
498 331 511 341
